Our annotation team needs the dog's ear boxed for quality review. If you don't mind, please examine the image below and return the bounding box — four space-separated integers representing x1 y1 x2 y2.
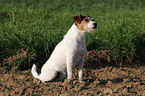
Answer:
73 15 85 24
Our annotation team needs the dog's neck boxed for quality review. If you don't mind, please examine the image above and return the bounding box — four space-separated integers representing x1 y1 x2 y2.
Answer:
64 23 87 42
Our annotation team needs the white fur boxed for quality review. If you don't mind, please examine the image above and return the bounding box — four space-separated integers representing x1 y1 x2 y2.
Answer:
31 21 96 83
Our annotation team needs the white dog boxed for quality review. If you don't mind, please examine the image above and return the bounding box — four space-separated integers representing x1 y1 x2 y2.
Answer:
31 15 97 83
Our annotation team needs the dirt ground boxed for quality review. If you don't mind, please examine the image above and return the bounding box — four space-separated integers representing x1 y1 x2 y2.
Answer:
0 63 145 96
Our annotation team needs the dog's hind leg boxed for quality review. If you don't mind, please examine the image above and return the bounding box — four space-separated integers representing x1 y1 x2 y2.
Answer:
38 69 58 83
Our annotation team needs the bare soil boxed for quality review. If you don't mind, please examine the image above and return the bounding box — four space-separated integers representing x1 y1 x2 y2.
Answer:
0 63 145 96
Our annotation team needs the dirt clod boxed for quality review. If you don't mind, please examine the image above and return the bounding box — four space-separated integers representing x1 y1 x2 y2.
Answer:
0 65 145 95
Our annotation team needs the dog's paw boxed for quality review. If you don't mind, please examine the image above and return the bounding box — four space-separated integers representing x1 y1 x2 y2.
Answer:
64 79 73 84
79 80 85 83
64 79 73 87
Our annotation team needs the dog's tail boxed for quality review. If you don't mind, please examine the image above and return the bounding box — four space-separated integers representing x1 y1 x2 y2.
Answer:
31 64 39 78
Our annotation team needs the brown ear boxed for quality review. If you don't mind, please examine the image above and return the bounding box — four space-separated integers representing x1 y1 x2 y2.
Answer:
73 15 85 24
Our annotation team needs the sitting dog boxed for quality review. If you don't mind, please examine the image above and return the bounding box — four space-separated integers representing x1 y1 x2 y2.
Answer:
31 15 97 83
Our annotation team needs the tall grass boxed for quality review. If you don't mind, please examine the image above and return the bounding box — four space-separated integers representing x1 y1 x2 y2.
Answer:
0 0 145 69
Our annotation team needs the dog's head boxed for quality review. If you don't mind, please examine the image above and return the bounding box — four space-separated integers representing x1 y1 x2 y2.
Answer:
73 15 97 32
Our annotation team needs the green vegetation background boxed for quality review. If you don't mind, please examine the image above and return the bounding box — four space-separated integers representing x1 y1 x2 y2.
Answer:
0 0 145 69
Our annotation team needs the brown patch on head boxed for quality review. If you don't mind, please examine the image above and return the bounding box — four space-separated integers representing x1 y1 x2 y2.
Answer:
73 15 86 24
73 15 91 30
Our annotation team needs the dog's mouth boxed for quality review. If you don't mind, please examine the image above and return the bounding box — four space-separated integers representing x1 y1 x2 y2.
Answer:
92 26 97 29
91 26 97 31
89 27 97 32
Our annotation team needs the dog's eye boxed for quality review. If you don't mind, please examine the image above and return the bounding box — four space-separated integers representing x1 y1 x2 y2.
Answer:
84 19 89 22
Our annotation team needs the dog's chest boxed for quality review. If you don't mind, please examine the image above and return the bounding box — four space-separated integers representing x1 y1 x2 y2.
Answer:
72 41 86 65
74 39 86 52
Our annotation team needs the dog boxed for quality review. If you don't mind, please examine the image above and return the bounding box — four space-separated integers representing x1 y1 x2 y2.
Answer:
31 15 97 83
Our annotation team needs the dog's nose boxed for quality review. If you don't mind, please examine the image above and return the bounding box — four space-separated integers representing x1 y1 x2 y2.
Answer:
93 23 97 28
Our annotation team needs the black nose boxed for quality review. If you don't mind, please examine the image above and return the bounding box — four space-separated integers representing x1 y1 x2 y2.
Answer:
93 23 97 28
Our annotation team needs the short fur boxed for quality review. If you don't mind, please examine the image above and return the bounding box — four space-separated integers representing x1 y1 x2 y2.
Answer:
31 15 97 83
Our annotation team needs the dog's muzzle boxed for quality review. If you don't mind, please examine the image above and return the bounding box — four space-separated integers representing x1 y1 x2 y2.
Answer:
93 23 97 29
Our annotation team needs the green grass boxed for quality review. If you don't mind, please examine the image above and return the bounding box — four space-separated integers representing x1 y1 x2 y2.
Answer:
0 0 145 69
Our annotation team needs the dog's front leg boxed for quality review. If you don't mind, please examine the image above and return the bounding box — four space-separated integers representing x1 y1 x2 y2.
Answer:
78 54 85 83
66 56 73 81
